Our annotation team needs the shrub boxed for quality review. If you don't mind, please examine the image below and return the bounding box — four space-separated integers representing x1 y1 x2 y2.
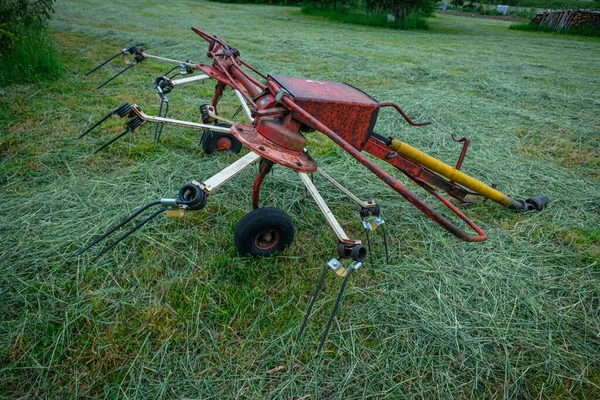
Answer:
0 0 61 84
300 5 430 29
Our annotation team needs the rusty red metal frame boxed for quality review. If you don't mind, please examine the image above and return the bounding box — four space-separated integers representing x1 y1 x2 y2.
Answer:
139 26 497 242
103 27 544 246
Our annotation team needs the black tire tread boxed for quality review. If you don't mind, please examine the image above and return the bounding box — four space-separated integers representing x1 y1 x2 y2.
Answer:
234 207 294 257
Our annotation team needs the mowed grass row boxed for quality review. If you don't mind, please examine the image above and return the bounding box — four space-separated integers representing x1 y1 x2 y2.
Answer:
1 0 599 397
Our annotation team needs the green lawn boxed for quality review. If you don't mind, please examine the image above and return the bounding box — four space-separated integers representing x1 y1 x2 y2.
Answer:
1 1 599 398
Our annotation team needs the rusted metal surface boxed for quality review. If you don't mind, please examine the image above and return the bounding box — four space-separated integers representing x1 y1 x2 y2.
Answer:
379 102 431 127
277 91 487 242
255 114 306 152
252 159 273 209
451 133 470 171
270 75 379 151
231 123 317 173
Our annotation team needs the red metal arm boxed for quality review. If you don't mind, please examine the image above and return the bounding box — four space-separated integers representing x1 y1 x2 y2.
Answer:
269 82 486 242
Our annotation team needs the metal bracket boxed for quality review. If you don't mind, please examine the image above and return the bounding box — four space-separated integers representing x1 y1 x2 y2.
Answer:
328 258 361 277
361 216 385 231
275 88 290 103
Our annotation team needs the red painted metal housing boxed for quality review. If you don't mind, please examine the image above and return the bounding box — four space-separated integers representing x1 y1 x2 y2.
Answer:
269 75 379 150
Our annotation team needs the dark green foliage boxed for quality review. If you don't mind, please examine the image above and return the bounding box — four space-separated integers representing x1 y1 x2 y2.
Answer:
0 0 55 53
209 0 301 4
0 0 61 83
0 27 62 84
301 0 435 29
301 4 429 29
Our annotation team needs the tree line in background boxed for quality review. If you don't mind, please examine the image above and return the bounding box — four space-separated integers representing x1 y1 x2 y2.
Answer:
210 0 436 29
0 0 61 84
304 0 436 22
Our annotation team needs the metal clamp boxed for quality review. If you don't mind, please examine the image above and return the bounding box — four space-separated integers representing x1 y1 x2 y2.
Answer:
275 88 290 103
361 216 385 231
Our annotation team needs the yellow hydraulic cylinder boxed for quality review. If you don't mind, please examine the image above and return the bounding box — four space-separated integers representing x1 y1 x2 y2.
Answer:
388 138 516 208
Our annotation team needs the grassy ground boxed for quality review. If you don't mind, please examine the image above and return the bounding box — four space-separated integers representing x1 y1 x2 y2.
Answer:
1 1 599 398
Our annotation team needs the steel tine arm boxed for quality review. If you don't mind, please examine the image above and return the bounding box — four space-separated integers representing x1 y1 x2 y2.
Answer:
363 223 374 267
381 225 389 264
97 63 136 89
79 112 113 139
85 51 123 76
153 97 168 145
317 267 357 353
93 128 131 154
95 208 166 258
75 200 162 255
296 265 331 343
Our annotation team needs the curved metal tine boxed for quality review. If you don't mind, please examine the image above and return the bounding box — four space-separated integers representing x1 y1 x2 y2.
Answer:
75 200 162 256
156 101 168 144
364 227 374 267
296 265 330 343
93 128 130 154
317 268 356 354
85 51 123 76
79 110 115 139
95 208 165 258
97 63 136 89
231 106 243 119
153 97 168 145
382 225 389 264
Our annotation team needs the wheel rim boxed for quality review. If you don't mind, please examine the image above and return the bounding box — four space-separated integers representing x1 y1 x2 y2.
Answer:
216 137 232 151
254 229 280 250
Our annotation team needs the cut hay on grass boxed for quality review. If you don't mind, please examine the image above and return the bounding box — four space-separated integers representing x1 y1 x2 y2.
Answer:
1 1 599 398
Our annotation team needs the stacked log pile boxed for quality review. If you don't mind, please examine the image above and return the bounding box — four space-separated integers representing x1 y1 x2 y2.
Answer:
530 10 600 31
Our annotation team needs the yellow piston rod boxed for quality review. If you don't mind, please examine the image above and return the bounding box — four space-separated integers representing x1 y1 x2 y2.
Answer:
388 138 522 209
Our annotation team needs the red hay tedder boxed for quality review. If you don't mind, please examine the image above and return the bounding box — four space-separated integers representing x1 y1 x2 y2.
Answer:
77 28 548 352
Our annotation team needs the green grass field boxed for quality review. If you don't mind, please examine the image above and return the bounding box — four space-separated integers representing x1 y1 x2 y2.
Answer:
1 1 599 398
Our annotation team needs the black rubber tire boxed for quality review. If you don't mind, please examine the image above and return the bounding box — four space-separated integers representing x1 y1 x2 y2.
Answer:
234 207 295 257
201 123 242 154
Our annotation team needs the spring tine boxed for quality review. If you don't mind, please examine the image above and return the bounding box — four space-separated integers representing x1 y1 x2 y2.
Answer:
75 201 162 255
232 106 243 119
296 265 330 343
156 101 168 144
382 225 389 264
153 97 165 145
93 128 130 154
79 111 114 139
85 51 123 76
95 208 166 258
317 268 355 353
96 63 135 89
364 225 374 267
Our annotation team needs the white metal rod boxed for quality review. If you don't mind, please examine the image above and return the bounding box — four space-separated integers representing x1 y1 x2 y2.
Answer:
140 52 196 68
234 90 254 122
132 106 231 132
193 152 260 193
171 74 210 86
298 172 359 245
316 168 374 209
